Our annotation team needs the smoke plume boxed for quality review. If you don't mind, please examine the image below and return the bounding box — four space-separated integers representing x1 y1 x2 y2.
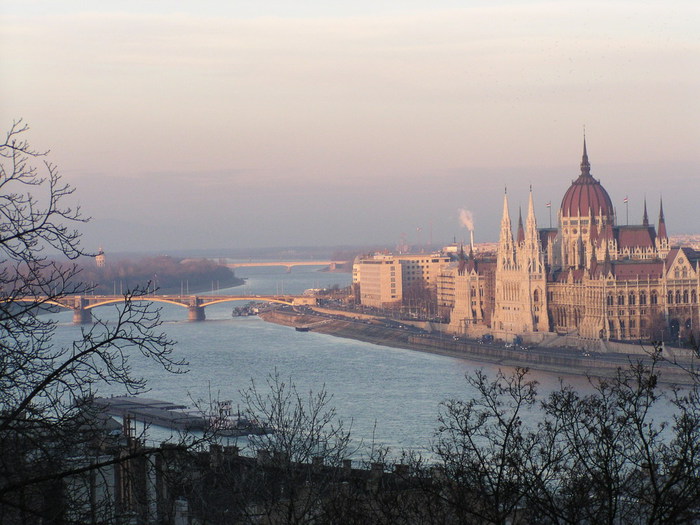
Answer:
458 209 474 231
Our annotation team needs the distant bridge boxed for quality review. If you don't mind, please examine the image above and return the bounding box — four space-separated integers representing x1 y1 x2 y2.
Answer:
224 260 347 272
17 294 317 323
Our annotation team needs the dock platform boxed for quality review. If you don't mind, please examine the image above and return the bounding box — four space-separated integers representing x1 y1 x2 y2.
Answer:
92 396 207 431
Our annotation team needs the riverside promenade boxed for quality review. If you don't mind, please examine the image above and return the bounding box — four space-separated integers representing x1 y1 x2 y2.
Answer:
260 309 699 386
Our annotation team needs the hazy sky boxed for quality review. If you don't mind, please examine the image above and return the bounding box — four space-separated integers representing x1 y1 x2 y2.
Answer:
1 1 698 253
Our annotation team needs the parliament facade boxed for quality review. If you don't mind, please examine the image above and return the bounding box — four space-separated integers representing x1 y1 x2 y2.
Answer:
437 140 699 346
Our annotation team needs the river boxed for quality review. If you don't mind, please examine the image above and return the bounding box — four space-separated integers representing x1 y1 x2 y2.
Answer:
48 265 615 455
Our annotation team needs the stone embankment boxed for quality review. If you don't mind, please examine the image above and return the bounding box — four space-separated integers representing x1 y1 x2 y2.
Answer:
259 309 698 385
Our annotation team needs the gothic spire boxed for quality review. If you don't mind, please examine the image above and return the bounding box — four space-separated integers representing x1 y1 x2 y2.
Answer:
602 241 612 274
517 207 525 244
457 243 467 276
580 134 591 176
497 191 515 268
643 197 649 227
658 197 667 239
526 187 538 236
589 215 599 242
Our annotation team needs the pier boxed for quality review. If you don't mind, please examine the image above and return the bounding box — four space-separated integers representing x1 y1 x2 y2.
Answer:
92 396 205 431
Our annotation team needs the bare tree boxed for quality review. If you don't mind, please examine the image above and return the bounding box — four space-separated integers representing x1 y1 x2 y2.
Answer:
0 121 185 523
533 357 700 524
431 359 700 524
240 371 354 523
159 371 357 524
432 367 539 524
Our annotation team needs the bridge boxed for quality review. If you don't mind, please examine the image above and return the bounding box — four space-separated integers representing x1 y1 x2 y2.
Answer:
224 260 347 272
21 294 317 324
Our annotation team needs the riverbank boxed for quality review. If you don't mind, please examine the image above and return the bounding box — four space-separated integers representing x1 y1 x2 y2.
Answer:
259 309 698 386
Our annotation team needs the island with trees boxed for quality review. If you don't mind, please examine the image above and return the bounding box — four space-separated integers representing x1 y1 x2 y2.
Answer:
79 255 244 295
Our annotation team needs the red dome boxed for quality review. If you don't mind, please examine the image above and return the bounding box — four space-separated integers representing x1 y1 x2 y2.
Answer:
560 141 614 219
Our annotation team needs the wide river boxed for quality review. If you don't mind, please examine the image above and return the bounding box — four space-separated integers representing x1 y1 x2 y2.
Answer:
50 265 605 456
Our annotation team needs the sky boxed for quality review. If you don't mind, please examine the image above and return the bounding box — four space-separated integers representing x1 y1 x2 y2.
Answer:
1 1 698 253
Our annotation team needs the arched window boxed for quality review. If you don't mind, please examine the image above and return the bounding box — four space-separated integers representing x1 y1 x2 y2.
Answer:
676 291 682 304
533 289 540 303
692 290 697 303
628 293 636 305
651 291 658 305
668 291 674 304
607 294 614 306
639 292 647 305
618 294 625 306
683 290 689 303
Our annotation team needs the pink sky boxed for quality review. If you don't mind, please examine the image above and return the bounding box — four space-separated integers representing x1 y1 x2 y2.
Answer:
1 1 698 252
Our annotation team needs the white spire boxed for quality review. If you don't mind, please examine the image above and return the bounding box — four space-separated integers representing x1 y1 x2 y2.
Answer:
498 190 516 269
525 186 538 243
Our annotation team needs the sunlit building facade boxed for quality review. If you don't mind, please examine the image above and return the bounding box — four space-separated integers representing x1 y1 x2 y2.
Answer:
440 140 700 345
354 253 451 309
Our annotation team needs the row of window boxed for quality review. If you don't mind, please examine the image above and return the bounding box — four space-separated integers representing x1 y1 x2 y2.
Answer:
608 290 699 306
607 291 660 306
668 290 697 304
609 309 647 317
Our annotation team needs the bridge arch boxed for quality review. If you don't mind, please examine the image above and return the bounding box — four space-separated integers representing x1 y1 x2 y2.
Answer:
199 297 294 307
85 297 191 309
11 294 308 323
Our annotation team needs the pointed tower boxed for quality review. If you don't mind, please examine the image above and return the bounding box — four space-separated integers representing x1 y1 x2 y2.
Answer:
457 244 467 276
658 197 667 239
524 187 544 271
580 135 591 175
493 189 521 337
602 242 612 275
642 198 649 227
589 212 599 242
656 197 669 256
497 190 516 271
522 187 548 331
516 207 525 245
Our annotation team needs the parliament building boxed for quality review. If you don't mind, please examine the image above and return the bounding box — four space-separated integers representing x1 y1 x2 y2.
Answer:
436 140 700 346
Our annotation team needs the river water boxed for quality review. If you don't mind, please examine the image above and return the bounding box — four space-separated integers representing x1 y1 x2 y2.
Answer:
49 265 601 455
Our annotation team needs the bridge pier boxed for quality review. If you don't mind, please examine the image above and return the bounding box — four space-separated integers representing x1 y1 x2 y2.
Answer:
188 306 206 321
73 307 93 324
188 297 206 321
72 297 93 324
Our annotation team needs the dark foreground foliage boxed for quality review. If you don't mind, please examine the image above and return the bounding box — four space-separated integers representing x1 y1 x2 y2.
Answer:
154 357 699 524
0 121 195 524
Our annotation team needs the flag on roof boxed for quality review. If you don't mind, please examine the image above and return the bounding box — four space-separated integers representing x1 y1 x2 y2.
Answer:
623 196 629 203
546 201 551 208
